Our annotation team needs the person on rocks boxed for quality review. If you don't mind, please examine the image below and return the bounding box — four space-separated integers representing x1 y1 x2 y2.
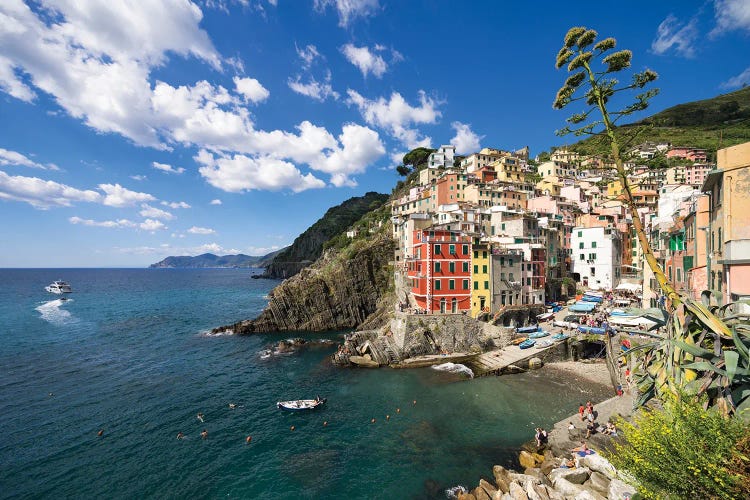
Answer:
578 403 585 421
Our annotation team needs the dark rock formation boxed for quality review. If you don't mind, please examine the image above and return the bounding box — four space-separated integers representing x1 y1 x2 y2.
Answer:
213 231 394 334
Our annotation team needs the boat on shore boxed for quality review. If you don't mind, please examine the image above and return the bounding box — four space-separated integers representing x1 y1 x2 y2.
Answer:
277 397 326 411
516 325 540 334
551 333 569 341
528 330 550 339
518 339 536 349
45 280 72 294
510 336 529 345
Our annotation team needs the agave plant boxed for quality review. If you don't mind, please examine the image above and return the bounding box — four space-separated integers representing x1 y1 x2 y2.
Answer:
627 302 750 417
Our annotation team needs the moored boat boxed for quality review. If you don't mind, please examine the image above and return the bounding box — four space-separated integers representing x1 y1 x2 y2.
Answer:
518 339 536 349
510 336 528 345
516 325 540 334
551 333 569 341
277 397 326 411
528 330 550 339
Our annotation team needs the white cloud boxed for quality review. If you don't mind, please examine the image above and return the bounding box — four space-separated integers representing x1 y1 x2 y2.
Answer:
721 66 750 89
162 200 191 209
346 89 440 148
341 44 387 78
152 161 185 174
0 170 101 208
288 74 339 101
246 244 282 255
98 183 156 207
651 14 698 57
296 43 321 69
188 226 216 234
314 0 380 27
0 147 58 170
69 216 167 231
450 122 483 154
308 124 385 187
712 0 750 36
139 203 174 220
130 174 147 181
233 76 270 103
210 198 222 205
195 150 327 192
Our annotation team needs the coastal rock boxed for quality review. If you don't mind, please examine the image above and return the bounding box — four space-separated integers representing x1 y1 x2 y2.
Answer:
523 480 548 500
493 465 512 491
457 493 477 500
581 454 617 479
494 477 510 494
522 468 551 487
607 478 637 500
473 485 492 500
349 355 379 368
549 467 590 485
509 473 541 486
528 357 543 369
479 479 498 497
508 482 528 500
518 451 538 470
539 459 557 476
587 471 611 495
573 490 606 500
551 477 584 497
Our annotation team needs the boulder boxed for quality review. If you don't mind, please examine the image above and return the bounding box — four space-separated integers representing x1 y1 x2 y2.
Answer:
587 471 611 495
494 477 510 495
509 473 542 486
473 486 491 500
519 451 538 470
348 355 379 368
608 478 637 500
493 465 512 493
532 453 545 464
508 481 529 500
549 467 590 485
539 459 557 476
528 357 543 369
479 479 498 497
457 493 476 500
543 450 555 461
573 490 606 500
581 454 617 479
523 479 548 500
551 477 583 498
522 468 551 487
491 491 510 500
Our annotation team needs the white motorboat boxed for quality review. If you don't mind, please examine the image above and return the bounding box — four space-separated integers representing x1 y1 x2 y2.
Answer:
45 280 72 294
277 397 326 411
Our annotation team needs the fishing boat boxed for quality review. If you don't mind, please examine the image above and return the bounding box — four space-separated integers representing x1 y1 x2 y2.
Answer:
516 325 540 334
535 339 555 349
518 339 536 349
577 325 607 335
277 397 326 411
510 336 528 345
537 312 554 321
551 333 570 341
528 330 550 339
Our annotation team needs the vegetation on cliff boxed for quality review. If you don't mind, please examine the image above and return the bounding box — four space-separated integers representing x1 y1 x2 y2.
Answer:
263 191 389 279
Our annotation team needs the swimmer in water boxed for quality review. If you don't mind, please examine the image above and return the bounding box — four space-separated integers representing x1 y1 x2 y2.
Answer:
229 403 236 409
200 429 208 439
197 412 204 423
177 432 184 440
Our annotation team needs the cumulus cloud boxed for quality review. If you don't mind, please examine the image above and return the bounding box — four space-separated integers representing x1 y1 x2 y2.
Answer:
712 0 750 36
308 124 385 187
341 44 387 78
314 0 380 27
161 200 191 209
450 122 483 154
188 226 216 234
651 14 698 57
69 216 167 231
0 170 101 208
233 76 270 103
296 43 321 69
0 148 58 170
139 203 174 220
195 150 326 192
287 74 339 101
98 183 156 207
152 161 185 174
210 199 222 205
721 66 750 89
346 89 440 148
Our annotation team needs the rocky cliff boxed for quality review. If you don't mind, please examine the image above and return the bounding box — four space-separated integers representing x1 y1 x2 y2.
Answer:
212 229 394 334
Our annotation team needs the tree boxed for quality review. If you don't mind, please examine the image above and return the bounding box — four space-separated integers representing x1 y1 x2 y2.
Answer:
402 147 435 170
396 165 411 177
553 27 746 415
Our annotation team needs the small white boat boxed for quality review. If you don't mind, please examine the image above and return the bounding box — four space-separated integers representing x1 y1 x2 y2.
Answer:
45 280 72 294
277 397 326 411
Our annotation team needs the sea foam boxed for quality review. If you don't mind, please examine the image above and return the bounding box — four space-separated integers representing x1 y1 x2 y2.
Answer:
35 299 74 325
432 362 474 378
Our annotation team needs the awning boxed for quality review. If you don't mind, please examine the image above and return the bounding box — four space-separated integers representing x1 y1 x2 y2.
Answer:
615 283 641 292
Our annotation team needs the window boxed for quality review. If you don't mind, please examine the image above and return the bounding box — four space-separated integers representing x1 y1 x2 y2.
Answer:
473 265 478 274
435 244 441 254
590 267 595 275
473 281 478 290
482 265 488 274
676 268 682 282
463 262 469 272
449 244 456 254
435 262 441 273
500 257 505 266
484 281 489 290
509 273 515 281
718 228 722 251
509 259 513 266
527 263 532 271
463 279 469 290
463 245 468 254
501 223 506 231
591 241 597 248
435 280 441 290
527 278 531 285
579 242 584 249
449 279 455 290
578 231 582 237
474 250 478 258
500 272 506 280
589 253 596 261
482 251 487 258
580 253 585 261
449 262 455 273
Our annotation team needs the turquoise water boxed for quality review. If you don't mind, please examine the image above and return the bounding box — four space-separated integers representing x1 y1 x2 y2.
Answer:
0 269 609 499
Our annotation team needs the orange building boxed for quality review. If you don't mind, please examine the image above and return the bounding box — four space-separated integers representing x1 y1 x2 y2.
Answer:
407 227 472 313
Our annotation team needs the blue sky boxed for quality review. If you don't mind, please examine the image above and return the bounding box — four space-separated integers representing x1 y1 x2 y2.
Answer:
1 0 749 267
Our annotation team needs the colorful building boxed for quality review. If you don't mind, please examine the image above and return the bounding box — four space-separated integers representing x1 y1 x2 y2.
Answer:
471 239 491 317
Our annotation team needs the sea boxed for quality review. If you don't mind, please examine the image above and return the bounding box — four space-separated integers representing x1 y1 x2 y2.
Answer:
0 268 610 499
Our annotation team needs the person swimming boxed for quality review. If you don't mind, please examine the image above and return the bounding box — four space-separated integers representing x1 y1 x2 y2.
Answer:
228 404 236 409
200 429 208 439
197 412 204 423
176 432 184 440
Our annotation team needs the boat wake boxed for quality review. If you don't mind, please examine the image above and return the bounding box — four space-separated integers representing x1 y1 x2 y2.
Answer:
432 362 474 378
35 299 75 325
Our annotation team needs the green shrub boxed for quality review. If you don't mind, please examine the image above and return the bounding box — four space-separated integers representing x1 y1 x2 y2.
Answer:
607 394 750 499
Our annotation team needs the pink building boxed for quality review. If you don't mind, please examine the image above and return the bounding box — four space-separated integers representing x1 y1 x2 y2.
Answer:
667 147 708 163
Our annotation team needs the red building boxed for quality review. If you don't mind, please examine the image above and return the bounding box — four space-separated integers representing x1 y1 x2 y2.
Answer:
407 227 472 313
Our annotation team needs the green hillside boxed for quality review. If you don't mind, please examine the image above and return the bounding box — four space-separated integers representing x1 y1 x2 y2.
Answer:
568 86 750 158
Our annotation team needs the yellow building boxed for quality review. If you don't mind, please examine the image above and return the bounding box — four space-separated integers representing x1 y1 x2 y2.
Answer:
471 240 492 317
491 156 527 183
536 176 562 196
607 179 624 198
